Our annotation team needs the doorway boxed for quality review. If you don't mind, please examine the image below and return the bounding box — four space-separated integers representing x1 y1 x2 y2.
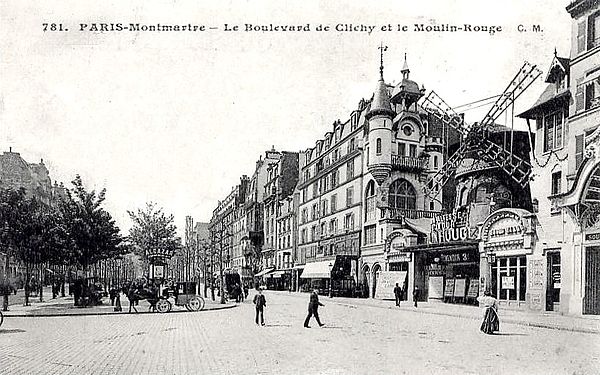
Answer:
546 252 561 312
584 246 600 314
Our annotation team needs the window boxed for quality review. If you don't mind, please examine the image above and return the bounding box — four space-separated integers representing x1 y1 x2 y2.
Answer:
302 208 308 224
320 222 326 238
388 179 416 210
321 200 328 216
302 187 308 203
366 146 370 166
551 171 562 195
301 229 307 244
312 183 318 197
403 125 413 137
331 169 339 188
347 160 354 179
310 226 317 242
344 213 355 230
329 218 337 234
433 155 439 169
364 225 376 245
346 186 354 207
349 138 356 152
311 203 318 220
429 201 435 210
376 138 382 154
398 143 406 156
491 256 527 302
577 20 586 53
587 11 600 50
365 180 376 221
330 194 337 213
409 144 417 157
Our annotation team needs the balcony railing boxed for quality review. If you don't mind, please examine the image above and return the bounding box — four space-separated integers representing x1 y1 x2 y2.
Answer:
380 206 441 220
391 155 428 171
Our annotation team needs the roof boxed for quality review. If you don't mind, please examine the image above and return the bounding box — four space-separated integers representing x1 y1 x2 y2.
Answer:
517 85 570 119
366 78 395 119
391 78 422 98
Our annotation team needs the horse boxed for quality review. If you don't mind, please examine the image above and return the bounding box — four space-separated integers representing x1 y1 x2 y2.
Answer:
126 287 160 313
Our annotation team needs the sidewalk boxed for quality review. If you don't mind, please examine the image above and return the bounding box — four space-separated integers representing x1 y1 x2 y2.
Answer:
271 291 600 334
2 292 235 317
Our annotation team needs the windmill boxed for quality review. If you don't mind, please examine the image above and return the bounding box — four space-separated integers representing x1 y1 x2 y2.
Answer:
421 61 543 199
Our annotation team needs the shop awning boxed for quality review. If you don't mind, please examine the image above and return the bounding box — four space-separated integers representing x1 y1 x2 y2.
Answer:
254 268 275 277
300 260 332 279
292 264 305 270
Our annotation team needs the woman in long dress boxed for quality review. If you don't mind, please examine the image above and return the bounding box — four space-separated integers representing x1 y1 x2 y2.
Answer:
477 290 500 334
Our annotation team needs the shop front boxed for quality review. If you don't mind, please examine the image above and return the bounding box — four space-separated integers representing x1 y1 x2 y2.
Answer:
479 208 538 311
299 256 357 296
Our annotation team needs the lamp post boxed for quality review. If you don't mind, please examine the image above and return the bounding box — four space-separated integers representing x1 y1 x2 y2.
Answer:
328 262 333 298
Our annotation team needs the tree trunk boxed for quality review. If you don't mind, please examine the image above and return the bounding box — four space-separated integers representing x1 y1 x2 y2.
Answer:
24 264 30 306
39 264 44 303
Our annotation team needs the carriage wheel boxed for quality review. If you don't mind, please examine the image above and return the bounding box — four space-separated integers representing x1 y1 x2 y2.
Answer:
188 296 205 311
184 303 192 312
156 299 171 313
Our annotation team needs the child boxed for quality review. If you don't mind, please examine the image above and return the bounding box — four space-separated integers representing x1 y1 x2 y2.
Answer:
252 289 267 326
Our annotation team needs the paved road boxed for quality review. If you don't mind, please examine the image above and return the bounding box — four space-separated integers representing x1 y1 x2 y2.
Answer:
1 291 598 375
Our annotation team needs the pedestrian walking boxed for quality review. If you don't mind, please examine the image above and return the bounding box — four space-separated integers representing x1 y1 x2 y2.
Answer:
304 289 325 328
477 290 500 334
413 286 419 308
253 289 266 326
243 284 249 299
393 283 402 307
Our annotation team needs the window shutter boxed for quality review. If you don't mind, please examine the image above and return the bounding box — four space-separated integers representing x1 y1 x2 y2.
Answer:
578 21 586 53
575 134 584 170
576 78 585 113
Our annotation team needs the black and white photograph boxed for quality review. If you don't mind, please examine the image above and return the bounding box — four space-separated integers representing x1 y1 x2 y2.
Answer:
1 0 599 374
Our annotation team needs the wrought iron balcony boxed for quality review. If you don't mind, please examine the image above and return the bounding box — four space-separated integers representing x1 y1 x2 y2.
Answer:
380 206 441 221
391 155 428 171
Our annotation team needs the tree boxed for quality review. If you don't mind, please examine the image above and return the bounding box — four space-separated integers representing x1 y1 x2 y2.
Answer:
127 202 181 276
0 188 69 306
60 175 125 273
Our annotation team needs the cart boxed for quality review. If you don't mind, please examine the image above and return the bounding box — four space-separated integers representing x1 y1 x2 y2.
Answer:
156 281 205 313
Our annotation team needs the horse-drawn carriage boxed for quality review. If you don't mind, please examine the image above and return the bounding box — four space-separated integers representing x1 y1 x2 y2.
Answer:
127 281 205 313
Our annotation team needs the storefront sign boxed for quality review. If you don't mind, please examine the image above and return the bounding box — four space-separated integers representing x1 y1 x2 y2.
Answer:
152 265 164 278
529 259 544 290
438 252 476 264
467 279 479 298
481 210 526 242
453 278 466 297
375 271 407 300
585 232 600 241
389 252 412 262
501 276 515 289
428 276 444 299
430 209 477 244
444 278 455 297
426 264 446 276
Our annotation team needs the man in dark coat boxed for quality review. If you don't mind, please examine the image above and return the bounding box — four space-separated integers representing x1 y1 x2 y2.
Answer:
252 289 266 326
304 289 325 328
393 283 403 307
413 286 420 308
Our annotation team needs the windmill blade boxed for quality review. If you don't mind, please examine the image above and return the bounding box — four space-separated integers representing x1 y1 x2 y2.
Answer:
423 142 469 197
476 138 532 187
421 90 471 136
479 61 542 129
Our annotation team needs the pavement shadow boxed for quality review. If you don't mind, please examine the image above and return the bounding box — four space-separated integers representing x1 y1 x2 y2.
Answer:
0 328 26 334
263 324 292 327
494 332 529 336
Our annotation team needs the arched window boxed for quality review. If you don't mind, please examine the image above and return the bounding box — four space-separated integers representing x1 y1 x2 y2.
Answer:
388 179 416 210
376 138 382 154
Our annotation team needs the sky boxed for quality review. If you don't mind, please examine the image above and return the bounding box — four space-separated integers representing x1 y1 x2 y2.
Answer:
0 0 572 236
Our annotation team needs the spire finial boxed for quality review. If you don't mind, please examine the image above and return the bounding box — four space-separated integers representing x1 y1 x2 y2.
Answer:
554 47 557 57
401 52 410 79
378 42 388 80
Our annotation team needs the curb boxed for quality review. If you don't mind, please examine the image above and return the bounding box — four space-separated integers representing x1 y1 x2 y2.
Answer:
271 291 600 335
2 303 237 318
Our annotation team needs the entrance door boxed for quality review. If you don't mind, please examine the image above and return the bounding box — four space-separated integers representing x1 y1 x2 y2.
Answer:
546 252 561 311
584 247 600 314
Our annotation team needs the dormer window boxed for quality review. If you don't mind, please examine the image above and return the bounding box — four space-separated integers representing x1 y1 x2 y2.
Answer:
402 125 414 137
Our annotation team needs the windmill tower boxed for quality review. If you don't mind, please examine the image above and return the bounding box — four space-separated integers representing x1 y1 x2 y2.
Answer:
421 62 542 224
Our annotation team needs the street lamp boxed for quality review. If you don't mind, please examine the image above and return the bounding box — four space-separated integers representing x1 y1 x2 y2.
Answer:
328 262 333 298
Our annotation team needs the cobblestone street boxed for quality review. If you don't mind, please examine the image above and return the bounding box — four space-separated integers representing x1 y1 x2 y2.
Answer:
1 291 598 375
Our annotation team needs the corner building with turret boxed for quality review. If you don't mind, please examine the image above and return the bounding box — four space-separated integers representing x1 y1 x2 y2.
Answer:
295 56 459 298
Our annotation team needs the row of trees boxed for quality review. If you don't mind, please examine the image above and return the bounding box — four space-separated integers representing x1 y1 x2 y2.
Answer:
0 175 127 307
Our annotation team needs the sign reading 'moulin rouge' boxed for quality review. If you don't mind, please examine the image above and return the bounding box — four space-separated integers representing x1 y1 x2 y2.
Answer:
430 208 478 244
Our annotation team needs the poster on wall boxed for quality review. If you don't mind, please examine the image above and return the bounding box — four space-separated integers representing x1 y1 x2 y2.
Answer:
428 276 444 299
467 279 479 298
375 271 407 299
453 278 466 298
444 278 455 297
502 276 515 289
